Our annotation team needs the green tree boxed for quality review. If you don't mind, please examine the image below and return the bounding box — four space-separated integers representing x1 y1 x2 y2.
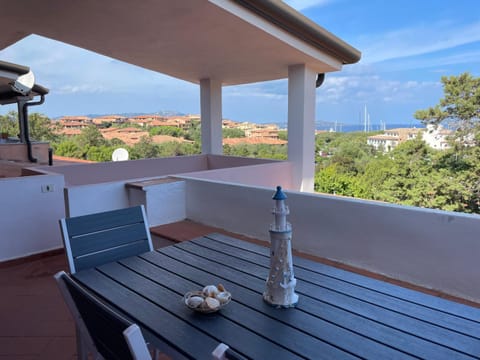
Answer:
378 139 434 204
76 125 106 148
109 138 126 147
149 126 184 137
0 111 19 137
28 113 57 142
414 72 480 146
86 145 114 162
315 164 365 197
222 128 245 138
184 120 201 143
316 131 374 175
278 130 287 141
53 140 83 158
130 136 159 159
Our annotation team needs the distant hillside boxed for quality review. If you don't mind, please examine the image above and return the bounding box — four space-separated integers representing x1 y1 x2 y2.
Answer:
52 110 185 120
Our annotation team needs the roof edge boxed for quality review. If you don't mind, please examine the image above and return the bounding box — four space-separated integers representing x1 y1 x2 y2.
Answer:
232 0 361 64
0 60 30 76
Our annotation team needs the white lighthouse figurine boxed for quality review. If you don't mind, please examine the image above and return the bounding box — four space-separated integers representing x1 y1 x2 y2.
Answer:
263 186 299 307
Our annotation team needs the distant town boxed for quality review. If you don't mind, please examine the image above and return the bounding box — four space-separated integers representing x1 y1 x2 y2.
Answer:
53 114 287 146
53 113 452 152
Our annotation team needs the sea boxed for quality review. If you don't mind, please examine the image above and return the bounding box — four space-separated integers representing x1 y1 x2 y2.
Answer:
273 122 425 133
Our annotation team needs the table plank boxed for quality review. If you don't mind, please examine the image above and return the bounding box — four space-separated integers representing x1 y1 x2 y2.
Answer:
97 261 305 360
167 237 480 358
120 255 358 360
148 249 410 359
73 268 218 359
73 234 480 360
147 249 464 359
207 233 480 320
195 236 480 337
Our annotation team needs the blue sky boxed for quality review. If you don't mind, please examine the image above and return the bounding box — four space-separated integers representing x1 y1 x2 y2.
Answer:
1 0 479 128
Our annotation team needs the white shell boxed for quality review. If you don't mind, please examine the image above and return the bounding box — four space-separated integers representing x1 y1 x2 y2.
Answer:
205 296 220 309
202 285 219 297
215 291 231 304
186 296 204 308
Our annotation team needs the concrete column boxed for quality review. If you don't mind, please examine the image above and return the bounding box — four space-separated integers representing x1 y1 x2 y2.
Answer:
200 78 223 154
287 64 316 192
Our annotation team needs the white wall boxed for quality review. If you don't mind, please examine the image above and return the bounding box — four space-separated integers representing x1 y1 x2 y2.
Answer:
32 155 209 186
0 174 65 262
128 179 187 226
60 155 290 218
181 161 294 189
206 154 280 169
185 179 480 303
65 181 131 217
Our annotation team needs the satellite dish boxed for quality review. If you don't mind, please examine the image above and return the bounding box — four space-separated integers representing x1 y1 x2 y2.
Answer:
11 70 35 95
112 148 129 161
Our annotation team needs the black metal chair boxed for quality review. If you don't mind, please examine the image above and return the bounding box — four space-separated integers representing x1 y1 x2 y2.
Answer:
55 270 151 360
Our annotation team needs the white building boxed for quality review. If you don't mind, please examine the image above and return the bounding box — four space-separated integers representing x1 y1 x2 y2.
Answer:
422 124 452 150
367 128 421 152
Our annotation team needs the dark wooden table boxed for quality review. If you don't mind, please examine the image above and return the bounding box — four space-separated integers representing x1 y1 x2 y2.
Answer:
73 233 480 359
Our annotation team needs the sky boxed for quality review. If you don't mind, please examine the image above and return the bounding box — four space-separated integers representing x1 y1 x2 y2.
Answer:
1 0 479 129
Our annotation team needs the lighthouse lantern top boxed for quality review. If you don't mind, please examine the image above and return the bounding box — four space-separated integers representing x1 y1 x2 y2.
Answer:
272 186 287 200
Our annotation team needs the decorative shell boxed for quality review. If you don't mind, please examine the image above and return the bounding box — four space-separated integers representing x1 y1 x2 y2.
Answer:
216 291 231 304
186 296 204 308
184 284 231 313
202 285 219 297
205 296 220 309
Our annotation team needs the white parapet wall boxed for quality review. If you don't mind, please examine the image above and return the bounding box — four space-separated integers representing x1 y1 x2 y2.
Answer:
38 155 210 186
64 181 132 218
184 178 480 303
0 174 65 262
182 161 294 190
127 178 187 227
59 156 291 219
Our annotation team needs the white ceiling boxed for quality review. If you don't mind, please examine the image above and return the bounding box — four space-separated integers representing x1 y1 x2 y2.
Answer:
0 0 358 85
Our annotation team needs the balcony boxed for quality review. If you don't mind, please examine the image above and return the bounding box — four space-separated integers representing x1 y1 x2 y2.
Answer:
1 1 480 358
3 154 480 304
2 157 480 358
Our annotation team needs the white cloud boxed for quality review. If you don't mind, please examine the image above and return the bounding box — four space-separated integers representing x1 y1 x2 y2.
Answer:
224 80 287 100
55 84 108 95
0 34 193 95
316 74 440 106
357 20 480 64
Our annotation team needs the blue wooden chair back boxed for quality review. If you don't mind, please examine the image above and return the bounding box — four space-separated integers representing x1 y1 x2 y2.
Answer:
60 205 153 273
56 271 151 360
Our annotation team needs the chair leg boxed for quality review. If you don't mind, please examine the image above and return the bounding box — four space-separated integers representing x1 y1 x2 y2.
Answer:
75 324 102 360
75 325 88 360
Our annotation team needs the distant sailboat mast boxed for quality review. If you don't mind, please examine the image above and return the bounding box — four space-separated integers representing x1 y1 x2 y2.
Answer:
364 104 367 132
362 104 373 132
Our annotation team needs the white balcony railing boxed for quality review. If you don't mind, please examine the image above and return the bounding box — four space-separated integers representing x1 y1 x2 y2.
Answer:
2 155 480 304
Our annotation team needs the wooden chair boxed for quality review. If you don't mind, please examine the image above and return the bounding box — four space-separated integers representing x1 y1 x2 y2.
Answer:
59 205 153 274
55 270 152 360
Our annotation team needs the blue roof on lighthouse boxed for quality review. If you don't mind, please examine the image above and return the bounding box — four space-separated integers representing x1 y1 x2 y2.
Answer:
272 186 287 200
